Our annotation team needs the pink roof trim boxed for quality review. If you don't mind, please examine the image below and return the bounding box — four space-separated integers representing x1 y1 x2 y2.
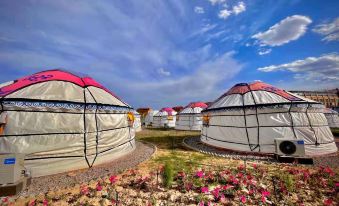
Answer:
160 107 175 115
0 70 122 102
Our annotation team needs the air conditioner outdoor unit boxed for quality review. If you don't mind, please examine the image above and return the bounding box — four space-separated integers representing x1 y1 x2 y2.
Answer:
275 139 305 157
0 153 25 184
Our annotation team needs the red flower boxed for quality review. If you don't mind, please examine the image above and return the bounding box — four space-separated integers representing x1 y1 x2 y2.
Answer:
43 199 48 206
109 175 118 184
201 187 209 193
261 190 270 203
96 182 103 191
239 195 246 203
335 182 339 187
324 198 333 206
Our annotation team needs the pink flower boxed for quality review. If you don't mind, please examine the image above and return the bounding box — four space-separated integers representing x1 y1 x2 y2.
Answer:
2 197 8 203
238 164 245 171
222 184 234 190
196 170 204 178
324 198 333 206
28 199 36 206
198 201 204 206
80 185 89 195
239 195 246 203
262 190 270 197
335 182 339 187
201 187 209 193
96 182 103 191
211 187 220 198
43 199 48 206
324 167 334 176
109 175 118 184
252 163 257 169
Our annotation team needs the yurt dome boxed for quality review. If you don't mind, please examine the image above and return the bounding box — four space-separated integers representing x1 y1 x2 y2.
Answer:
133 111 142 132
145 110 159 126
324 108 339 128
175 102 208 131
0 69 135 177
153 107 177 128
201 82 337 156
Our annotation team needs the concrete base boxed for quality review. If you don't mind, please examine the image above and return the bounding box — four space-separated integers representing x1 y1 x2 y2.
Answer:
0 176 31 197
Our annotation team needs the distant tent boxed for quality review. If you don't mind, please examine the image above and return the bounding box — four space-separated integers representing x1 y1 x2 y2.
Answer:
137 108 152 125
133 111 142 132
324 108 339 128
153 108 177 128
145 110 159 126
0 69 135 177
201 82 337 156
173 106 184 113
175 102 208 131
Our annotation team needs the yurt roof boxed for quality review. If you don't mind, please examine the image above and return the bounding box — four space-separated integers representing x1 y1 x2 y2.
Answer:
178 102 208 114
206 82 319 111
185 102 208 109
0 69 129 106
172 106 184 112
157 107 176 115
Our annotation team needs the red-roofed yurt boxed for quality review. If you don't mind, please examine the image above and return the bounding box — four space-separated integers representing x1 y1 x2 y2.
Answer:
153 107 177 128
175 102 208 131
0 69 135 177
201 82 337 156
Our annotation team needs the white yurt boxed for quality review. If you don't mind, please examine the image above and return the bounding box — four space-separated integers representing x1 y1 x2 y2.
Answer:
0 69 135 177
153 108 177 128
175 102 208 131
324 108 339 128
145 110 159 126
133 111 142 132
201 82 337 156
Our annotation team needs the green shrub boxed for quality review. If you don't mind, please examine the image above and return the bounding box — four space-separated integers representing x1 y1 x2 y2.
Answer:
163 161 174 188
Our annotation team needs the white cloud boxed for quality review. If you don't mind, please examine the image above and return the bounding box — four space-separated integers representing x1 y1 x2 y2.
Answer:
252 15 312 46
218 9 232 20
157 68 171 76
313 18 339 42
258 48 272 55
258 53 339 81
232 1 246 15
209 0 226 6
194 6 205 14
218 2 246 20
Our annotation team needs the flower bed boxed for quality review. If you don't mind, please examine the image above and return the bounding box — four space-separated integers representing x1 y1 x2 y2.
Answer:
2 162 338 206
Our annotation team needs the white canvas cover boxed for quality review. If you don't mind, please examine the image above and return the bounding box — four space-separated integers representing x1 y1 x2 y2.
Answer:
175 102 207 131
0 70 135 177
153 108 177 128
133 111 142 132
324 109 339 128
201 82 337 156
145 110 159 126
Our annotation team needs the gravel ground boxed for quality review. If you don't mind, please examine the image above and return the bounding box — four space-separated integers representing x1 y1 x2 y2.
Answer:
19 141 155 197
183 136 339 167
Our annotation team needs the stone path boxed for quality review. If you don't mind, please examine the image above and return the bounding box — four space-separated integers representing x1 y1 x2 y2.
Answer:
19 141 156 197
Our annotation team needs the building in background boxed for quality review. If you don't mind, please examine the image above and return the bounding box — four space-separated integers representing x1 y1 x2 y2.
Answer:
290 89 338 109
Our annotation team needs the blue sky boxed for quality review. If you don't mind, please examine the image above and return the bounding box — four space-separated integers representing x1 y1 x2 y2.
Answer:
0 0 338 109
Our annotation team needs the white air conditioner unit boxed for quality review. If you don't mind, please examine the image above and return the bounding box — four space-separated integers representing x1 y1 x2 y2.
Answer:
275 139 305 157
0 153 25 184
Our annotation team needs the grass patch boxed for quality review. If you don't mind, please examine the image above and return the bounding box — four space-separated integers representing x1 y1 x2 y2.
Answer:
163 161 174 188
